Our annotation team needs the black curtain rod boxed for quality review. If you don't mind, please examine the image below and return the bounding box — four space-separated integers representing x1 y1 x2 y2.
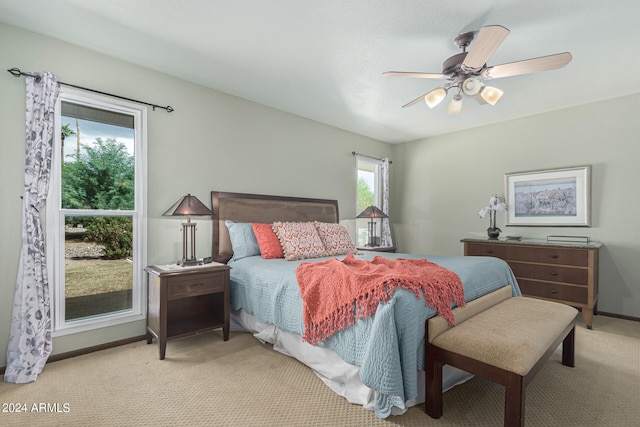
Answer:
352 151 392 164
7 67 174 113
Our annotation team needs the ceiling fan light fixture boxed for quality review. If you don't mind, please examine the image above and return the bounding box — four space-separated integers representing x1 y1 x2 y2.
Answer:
424 87 447 108
462 77 482 96
447 94 463 115
479 85 504 105
386 24 570 116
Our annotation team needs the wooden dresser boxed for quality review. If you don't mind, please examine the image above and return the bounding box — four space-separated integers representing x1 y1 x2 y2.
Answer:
462 238 601 329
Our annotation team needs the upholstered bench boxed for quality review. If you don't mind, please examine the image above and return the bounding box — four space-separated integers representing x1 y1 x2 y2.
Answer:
424 286 578 426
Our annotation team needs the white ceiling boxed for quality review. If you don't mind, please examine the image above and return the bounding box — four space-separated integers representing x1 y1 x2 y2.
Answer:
2 0 640 143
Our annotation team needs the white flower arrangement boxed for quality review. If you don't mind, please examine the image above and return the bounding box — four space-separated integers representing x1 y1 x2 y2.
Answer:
479 195 508 219
479 195 508 238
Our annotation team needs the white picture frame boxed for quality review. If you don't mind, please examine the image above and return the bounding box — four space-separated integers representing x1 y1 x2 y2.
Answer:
505 165 591 227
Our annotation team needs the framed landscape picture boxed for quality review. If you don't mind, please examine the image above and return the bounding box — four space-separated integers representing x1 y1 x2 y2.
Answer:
505 166 591 226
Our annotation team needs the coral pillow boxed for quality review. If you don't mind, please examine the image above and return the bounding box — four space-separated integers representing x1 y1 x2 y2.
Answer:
272 222 327 261
314 222 358 256
252 223 284 259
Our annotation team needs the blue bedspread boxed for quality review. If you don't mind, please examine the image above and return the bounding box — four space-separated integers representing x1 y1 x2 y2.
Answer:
228 252 520 418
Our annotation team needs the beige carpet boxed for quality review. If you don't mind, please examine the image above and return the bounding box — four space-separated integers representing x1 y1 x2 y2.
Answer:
1 316 638 426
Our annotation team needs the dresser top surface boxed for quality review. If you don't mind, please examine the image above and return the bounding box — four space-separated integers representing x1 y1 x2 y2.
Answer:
461 237 602 249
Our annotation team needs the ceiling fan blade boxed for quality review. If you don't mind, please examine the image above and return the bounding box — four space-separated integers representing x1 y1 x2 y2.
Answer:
383 71 447 79
462 25 510 71
401 91 434 108
482 52 573 79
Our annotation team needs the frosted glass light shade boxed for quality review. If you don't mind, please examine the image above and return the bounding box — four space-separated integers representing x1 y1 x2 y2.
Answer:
462 77 482 95
424 87 447 108
447 94 463 115
480 86 504 105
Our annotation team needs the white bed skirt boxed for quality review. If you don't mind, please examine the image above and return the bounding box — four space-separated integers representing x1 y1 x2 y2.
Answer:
230 308 473 415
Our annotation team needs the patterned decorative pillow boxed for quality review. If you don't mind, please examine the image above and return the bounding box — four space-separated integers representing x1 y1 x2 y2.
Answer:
225 220 261 261
272 221 327 261
252 223 284 259
314 222 358 256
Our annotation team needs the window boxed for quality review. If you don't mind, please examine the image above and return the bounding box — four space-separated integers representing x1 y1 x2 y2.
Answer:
48 87 147 335
356 156 381 247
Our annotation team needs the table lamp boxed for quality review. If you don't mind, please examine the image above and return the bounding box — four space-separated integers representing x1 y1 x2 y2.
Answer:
356 205 388 247
163 194 214 266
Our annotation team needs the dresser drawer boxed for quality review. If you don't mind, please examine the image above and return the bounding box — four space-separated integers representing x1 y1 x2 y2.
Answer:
518 279 588 305
508 262 588 285
167 272 226 300
465 243 509 259
508 246 588 267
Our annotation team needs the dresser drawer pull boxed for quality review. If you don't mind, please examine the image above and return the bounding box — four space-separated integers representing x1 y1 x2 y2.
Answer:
550 272 558 276
550 255 559 259
191 283 205 288
550 289 558 294
486 250 493 254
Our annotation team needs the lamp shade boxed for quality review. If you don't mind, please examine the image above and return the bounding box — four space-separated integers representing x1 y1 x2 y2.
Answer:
479 86 504 105
424 87 447 108
447 94 463 115
356 205 388 219
163 194 214 217
462 77 482 96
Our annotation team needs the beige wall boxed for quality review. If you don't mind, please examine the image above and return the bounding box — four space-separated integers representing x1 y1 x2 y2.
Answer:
0 23 392 368
393 94 640 318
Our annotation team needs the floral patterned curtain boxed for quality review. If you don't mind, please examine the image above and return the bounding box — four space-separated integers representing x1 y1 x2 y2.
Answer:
379 157 393 247
5 72 59 383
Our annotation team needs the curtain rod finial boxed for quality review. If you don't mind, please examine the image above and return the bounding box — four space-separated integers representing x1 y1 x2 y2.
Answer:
7 67 22 77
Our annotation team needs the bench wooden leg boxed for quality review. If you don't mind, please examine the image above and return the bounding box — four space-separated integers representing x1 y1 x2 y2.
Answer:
562 326 575 367
504 373 525 427
425 349 443 418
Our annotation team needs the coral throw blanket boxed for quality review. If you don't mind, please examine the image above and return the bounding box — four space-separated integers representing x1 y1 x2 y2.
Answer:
296 254 465 345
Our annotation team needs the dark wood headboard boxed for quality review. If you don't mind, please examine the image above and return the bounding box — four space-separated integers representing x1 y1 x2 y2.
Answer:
211 191 339 263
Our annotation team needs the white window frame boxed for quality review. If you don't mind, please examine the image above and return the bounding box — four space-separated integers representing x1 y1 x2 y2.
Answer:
356 156 382 245
48 87 147 336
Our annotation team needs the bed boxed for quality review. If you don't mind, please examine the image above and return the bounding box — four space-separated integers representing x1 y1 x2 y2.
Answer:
210 191 521 418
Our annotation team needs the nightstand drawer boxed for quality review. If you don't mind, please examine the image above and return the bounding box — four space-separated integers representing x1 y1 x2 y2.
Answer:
509 262 588 285
518 279 588 305
167 272 226 300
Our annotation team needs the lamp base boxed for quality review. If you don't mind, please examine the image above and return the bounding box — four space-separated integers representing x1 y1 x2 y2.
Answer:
179 258 201 267
366 236 381 247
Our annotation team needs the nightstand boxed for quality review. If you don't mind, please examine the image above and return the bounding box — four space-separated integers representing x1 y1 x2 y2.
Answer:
357 246 397 253
145 263 230 360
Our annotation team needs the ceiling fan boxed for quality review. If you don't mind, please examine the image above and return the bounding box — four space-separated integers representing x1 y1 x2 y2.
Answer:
384 25 572 115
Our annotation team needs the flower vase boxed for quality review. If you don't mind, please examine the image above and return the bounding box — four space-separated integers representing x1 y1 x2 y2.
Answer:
487 210 501 240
